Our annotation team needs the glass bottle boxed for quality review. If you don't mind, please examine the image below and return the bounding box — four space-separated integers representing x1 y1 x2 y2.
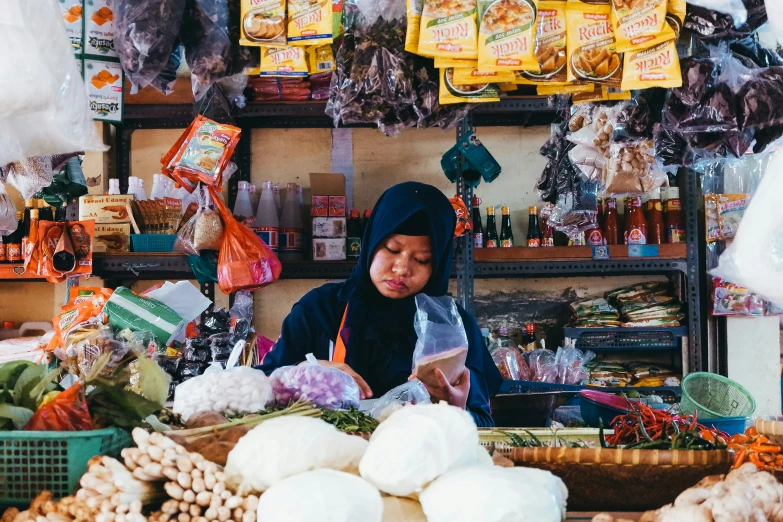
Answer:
645 188 664 245
485 206 499 248
279 182 304 261
233 181 255 226
253 181 279 253
499 205 514 248
603 198 620 245
665 187 685 244
472 195 484 248
527 206 541 247
626 197 648 245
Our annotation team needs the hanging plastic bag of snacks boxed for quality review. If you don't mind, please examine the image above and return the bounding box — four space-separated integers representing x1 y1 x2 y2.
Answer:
209 187 282 293
604 140 668 195
192 189 224 251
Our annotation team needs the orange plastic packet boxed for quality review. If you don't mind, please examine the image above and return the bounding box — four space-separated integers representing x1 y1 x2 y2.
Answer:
25 382 95 431
450 195 472 237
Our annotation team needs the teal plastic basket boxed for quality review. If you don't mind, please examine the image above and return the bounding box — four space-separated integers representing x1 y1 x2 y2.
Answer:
131 234 177 253
0 428 132 506
680 372 756 419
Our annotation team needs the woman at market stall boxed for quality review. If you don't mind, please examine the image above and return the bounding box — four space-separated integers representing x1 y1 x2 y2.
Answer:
260 181 502 426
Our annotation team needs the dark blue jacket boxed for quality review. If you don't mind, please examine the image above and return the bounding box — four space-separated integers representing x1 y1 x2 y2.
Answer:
259 281 501 427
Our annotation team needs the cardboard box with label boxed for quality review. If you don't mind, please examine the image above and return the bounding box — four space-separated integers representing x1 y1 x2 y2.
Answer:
310 173 348 259
79 194 134 223
313 238 346 261
94 223 131 252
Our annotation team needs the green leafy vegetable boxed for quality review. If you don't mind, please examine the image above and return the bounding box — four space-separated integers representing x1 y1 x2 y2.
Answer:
0 404 35 430
318 407 379 433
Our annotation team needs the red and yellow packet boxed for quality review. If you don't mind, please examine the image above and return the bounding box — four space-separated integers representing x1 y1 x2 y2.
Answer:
566 0 622 87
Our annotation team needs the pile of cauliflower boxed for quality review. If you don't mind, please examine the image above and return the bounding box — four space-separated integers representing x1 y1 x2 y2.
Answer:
223 401 569 522
594 463 783 522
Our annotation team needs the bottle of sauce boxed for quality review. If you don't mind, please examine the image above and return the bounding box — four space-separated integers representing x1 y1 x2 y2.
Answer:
279 182 304 261
253 181 279 253
645 188 664 245
585 201 604 246
499 206 514 248
665 187 685 244
7 211 23 264
625 197 648 245
24 209 39 269
523 323 536 350
346 209 362 260
485 206 499 248
471 196 484 248
541 215 554 247
20 199 34 256
38 201 54 222
527 206 541 247
603 198 620 245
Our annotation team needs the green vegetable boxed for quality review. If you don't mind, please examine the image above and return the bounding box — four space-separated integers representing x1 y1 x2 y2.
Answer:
0 361 61 430
318 407 379 433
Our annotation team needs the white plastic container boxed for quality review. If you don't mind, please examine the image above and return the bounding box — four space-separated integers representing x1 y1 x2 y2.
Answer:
273 182 282 218
233 181 255 226
0 321 52 341
150 174 168 200
127 176 146 201
254 181 279 253
108 178 121 195
279 182 304 261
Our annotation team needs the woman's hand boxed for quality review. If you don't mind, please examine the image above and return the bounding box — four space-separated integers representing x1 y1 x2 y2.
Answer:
310 360 374 399
420 368 471 410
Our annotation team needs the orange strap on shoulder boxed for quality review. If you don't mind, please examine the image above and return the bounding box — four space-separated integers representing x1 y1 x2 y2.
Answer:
332 305 349 364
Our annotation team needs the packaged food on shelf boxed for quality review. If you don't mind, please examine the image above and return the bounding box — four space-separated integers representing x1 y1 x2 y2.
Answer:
240 0 286 48
418 0 479 59
717 193 749 240
565 0 622 87
712 277 765 316
93 224 131 253
611 0 674 54
287 0 333 46
477 0 538 72
515 1 568 85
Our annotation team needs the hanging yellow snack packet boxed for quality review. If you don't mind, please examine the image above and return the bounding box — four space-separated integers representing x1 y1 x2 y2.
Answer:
440 68 501 103
241 0 287 48
537 82 594 95
259 45 309 76
406 0 426 53
477 0 539 72
419 0 479 59
620 10 682 90
612 0 674 53
453 67 516 84
435 57 478 67
566 0 622 87
307 44 335 73
668 0 685 20
516 1 567 84
287 0 332 46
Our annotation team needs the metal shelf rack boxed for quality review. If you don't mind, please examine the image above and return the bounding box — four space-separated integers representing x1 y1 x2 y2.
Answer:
101 92 710 374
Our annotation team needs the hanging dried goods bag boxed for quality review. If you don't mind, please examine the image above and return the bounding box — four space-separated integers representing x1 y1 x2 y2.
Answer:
208 187 282 293
418 0 479 59
566 0 623 87
477 0 539 72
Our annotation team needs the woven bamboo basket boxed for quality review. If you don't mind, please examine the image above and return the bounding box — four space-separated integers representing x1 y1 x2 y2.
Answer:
511 446 732 512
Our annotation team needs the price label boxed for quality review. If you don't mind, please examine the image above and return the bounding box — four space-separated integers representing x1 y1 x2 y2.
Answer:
628 245 659 257
592 246 610 260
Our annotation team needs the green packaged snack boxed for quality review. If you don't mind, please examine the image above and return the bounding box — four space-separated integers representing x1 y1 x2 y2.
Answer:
605 282 666 303
618 295 676 315
569 298 619 318
104 287 186 347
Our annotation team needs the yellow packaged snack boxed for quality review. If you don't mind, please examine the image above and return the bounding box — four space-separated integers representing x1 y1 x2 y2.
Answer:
537 82 594 95
241 0 287 48
288 0 332 46
406 0 426 53
307 44 335 73
434 57 478 68
605 86 631 99
566 0 622 87
440 68 501 103
516 1 568 84
477 0 539 72
498 82 518 91
419 0 479 59
620 14 681 90
259 45 309 76
612 0 674 53
453 67 516 84
572 86 608 103
668 0 685 20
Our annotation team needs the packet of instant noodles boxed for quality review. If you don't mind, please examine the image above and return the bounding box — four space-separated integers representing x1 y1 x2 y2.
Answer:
566 0 622 87
620 12 682 90
453 67 515 84
406 0 425 53
439 68 501 104
287 0 332 46
240 0 287 48
418 0 479 59
477 0 539 72
259 45 309 77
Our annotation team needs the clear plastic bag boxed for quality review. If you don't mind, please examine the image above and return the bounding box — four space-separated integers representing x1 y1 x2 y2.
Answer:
686 0 748 26
0 0 105 167
528 349 558 384
175 186 209 255
711 150 783 307
109 0 187 93
269 353 361 409
0 2 56 120
768 0 783 47
491 347 531 381
173 362 275 421
554 346 595 385
412 295 469 388
193 189 224 251
604 140 668 196
0 182 18 235
367 380 431 421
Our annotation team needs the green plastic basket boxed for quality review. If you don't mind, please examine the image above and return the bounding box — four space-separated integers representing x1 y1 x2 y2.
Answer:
681 372 756 419
131 234 177 253
0 428 132 507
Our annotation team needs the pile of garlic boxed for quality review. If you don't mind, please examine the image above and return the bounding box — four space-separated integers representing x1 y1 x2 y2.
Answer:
173 366 274 421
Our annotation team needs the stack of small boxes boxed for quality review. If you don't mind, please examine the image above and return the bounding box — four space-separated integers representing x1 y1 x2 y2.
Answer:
310 173 347 261
79 194 134 253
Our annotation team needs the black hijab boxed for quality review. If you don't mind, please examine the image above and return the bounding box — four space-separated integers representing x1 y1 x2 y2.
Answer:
336 182 456 385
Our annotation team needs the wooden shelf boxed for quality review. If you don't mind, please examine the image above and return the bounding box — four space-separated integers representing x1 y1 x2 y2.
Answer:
0 263 45 282
475 244 687 262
